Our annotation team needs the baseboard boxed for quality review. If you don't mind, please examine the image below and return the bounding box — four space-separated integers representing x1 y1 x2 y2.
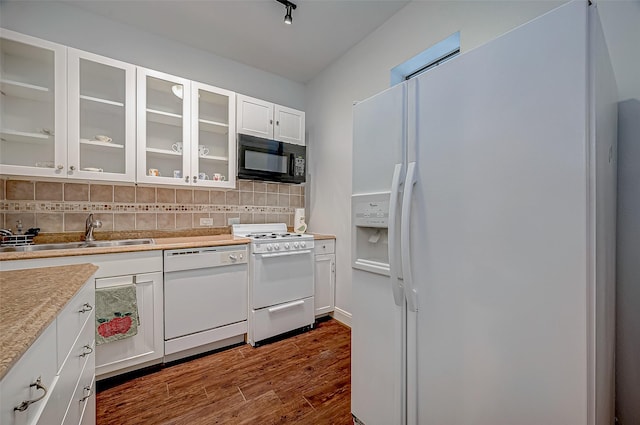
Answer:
332 307 352 328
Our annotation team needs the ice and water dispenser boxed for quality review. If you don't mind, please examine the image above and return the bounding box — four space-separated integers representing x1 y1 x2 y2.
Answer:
351 192 391 276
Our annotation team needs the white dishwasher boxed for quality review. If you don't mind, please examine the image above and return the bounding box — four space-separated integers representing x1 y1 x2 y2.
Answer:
163 245 248 362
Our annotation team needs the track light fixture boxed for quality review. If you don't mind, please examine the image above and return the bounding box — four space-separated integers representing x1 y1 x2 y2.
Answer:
275 0 297 25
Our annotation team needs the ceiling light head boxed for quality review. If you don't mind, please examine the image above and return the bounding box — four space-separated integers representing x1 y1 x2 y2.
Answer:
275 0 296 25
284 5 293 24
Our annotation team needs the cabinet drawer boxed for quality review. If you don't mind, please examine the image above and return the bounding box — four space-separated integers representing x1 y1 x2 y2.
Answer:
250 296 314 344
41 315 94 425
57 281 95 372
61 355 94 425
0 321 57 425
314 239 335 255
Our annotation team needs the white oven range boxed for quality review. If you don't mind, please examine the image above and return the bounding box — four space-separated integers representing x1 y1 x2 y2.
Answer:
233 223 315 346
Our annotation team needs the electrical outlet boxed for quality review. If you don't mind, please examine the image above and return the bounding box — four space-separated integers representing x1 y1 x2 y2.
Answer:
228 217 240 225
199 217 213 226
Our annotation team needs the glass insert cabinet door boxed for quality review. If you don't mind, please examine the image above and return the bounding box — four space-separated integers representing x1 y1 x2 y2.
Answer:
0 29 67 177
137 68 191 185
190 81 235 188
67 49 136 181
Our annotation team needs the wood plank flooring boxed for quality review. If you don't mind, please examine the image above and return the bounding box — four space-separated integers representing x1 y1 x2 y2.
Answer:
96 318 352 425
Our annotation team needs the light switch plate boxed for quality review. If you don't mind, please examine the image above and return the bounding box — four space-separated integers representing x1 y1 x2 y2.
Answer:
227 217 240 225
200 217 213 226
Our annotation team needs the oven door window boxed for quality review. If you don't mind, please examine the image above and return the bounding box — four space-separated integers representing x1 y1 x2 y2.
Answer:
245 150 288 173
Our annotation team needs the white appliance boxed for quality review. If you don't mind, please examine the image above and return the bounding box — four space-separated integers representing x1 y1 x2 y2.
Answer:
163 245 248 362
233 223 315 346
351 2 617 425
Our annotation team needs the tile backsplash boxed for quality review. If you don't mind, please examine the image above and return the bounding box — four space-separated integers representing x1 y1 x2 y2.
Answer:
0 178 304 234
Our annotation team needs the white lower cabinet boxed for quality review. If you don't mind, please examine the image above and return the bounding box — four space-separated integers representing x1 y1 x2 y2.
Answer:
0 275 96 425
1 251 165 380
314 239 336 316
95 271 164 378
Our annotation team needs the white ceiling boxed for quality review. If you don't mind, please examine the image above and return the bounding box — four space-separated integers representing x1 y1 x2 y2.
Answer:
62 0 410 83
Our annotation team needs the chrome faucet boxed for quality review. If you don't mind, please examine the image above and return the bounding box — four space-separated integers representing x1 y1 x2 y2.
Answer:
84 213 102 242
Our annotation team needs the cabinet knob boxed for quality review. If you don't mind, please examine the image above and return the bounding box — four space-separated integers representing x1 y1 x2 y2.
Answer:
193 176 197 183
14 377 48 412
56 164 64 170
184 176 189 183
69 165 76 171
270 119 273 125
276 120 279 126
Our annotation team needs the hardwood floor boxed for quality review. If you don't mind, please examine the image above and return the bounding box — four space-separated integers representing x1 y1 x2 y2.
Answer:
96 318 352 424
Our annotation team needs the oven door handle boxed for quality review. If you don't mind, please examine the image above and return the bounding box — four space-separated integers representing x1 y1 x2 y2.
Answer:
257 250 312 258
268 300 305 313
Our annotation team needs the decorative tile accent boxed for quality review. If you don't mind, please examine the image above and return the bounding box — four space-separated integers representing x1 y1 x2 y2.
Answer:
0 178 305 233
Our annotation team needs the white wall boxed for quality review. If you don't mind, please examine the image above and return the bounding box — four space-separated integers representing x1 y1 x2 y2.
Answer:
305 1 564 320
0 1 305 109
615 98 640 425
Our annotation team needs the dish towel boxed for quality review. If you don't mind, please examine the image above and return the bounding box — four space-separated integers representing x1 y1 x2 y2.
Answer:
95 284 139 345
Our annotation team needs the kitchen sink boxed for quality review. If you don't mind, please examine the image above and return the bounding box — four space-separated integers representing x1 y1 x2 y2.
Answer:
0 238 155 253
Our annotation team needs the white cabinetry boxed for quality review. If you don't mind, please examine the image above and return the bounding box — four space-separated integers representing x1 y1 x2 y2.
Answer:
67 49 136 182
0 29 135 182
237 94 305 146
95 271 164 379
0 29 67 178
314 239 336 316
0 251 164 380
137 68 236 187
0 276 96 425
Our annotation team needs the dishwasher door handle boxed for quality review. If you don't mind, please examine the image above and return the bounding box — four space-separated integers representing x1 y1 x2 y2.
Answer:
258 250 312 258
268 300 305 313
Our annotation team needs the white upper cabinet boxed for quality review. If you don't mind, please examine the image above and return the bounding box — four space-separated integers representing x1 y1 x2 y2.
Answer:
0 29 67 177
237 94 305 146
137 67 236 187
67 49 136 181
191 81 236 188
274 104 305 146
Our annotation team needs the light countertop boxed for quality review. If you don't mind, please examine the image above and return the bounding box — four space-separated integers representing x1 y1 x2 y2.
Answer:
0 263 99 380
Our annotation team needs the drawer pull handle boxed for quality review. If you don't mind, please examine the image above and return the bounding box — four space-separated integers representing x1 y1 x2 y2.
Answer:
14 377 47 412
268 299 305 313
80 344 93 357
80 386 93 402
78 303 93 313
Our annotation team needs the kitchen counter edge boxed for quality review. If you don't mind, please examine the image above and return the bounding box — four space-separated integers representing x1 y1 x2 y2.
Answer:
0 263 99 380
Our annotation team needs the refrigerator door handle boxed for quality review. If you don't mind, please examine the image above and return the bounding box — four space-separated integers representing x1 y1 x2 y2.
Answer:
401 161 418 312
388 162 404 306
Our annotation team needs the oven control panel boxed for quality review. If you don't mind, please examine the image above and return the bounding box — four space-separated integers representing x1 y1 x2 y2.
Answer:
252 238 314 254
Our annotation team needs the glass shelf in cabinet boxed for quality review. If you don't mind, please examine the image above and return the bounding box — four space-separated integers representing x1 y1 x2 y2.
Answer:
0 79 52 102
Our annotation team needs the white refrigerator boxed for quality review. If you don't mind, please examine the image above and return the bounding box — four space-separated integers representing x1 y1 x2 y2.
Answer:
351 2 618 425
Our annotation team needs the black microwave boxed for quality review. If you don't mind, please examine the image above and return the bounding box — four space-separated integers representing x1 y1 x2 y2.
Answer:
237 134 306 184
